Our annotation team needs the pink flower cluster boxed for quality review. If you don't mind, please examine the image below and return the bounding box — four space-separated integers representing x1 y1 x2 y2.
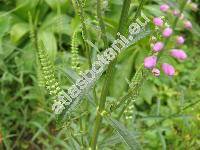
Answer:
160 4 170 12
153 17 173 38
160 3 193 30
176 36 185 45
144 7 189 77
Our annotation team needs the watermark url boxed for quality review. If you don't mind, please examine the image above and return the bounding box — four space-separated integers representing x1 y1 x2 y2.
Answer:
52 12 150 114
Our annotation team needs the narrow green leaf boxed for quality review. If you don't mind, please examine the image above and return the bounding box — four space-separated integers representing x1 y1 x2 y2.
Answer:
10 23 29 44
107 117 142 150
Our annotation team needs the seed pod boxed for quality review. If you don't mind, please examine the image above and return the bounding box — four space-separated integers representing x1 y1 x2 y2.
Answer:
71 31 82 74
38 41 61 100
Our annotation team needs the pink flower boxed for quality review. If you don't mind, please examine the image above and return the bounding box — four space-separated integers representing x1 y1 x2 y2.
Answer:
160 4 170 12
153 17 163 26
176 36 185 44
170 49 187 60
162 63 175 76
184 21 192 29
163 28 173 37
173 10 180 16
153 42 164 52
144 56 157 69
152 68 160 77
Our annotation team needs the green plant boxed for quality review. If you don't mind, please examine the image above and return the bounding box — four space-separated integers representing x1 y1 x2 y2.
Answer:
0 0 200 149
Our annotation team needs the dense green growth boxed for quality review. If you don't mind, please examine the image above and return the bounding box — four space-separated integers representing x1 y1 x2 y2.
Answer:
0 0 200 149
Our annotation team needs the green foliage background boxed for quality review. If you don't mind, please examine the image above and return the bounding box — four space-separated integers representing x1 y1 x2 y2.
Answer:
0 0 200 149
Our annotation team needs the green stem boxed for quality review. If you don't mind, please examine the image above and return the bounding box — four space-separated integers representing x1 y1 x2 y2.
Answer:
93 0 110 106
79 117 85 148
117 99 132 119
159 0 187 59
73 0 98 105
117 0 132 34
127 0 146 91
90 0 131 149
90 0 109 147
96 0 109 48
131 0 145 23
56 1 62 50
76 0 92 67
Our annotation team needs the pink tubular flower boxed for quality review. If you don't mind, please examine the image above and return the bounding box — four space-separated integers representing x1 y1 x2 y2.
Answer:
163 28 173 37
160 4 169 12
153 42 164 52
184 21 192 29
153 17 163 26
176 36 185 44
162 63 175 76
173 10 180 16
152 68 160 77
144 56 157 69
170 49 187 60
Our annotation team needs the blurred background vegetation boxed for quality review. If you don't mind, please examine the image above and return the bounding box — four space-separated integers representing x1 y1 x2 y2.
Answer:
0 0 200 149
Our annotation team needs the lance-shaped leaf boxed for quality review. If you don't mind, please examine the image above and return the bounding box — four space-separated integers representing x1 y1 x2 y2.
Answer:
107 116 142 150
